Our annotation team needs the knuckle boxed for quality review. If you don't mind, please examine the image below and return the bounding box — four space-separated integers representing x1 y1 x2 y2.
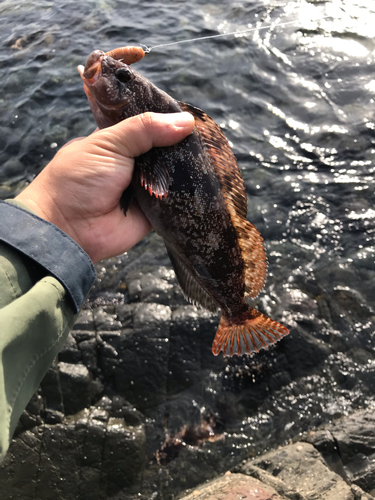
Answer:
138 112 155 130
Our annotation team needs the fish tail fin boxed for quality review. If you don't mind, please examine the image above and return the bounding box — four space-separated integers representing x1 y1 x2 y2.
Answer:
212 307 289 357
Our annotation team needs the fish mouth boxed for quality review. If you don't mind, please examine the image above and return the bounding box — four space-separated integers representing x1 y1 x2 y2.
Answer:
78 51 131 110
77 64 95 103
78 58 103 86
77 52 104 104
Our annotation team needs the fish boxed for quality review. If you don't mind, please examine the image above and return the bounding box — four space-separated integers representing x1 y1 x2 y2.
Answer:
78 46 289 357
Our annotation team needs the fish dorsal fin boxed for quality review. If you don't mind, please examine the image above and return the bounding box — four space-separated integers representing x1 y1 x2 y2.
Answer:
135 150 170 199
179 102 267 298
166 244 219 313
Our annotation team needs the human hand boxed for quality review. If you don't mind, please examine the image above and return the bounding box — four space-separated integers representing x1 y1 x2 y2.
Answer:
15 112 195 263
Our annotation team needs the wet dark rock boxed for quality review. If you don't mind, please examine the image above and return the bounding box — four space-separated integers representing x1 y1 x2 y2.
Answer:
128 276 142 301
39 361 64 415
99 334 119 358
126 265 186 307
168 306 221 395
0 429 43 499
43 409 65 425
72 308 95 331
115 303 133 328
304 409 375 496
114 303 172 410
58 332 82 363
78 338 98 372
94 306 123 331
24 392 43 418
111 396 144 427
71 329 95 342
0 404 146 500
1 236 375 499
17 393 44 434
139 267 180 305
58 362 100 415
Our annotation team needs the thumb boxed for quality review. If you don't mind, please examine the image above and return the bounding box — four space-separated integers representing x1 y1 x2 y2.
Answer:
95 112 195 158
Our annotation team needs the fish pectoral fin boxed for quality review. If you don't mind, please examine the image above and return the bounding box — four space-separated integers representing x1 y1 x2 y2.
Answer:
120 185 135 216
166 244 219 313
212 308 289 357
135 150 170 199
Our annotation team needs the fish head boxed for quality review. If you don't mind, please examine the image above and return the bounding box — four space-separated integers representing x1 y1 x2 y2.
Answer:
78 49 163 128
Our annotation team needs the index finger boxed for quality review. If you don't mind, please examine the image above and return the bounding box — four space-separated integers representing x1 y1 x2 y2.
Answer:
93 112 195 159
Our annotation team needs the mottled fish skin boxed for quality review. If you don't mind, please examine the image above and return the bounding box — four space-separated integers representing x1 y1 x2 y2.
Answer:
135 127 244 316
78 49 289 357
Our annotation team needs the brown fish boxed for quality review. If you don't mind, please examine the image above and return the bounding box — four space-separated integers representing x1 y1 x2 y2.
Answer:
78 46 289 356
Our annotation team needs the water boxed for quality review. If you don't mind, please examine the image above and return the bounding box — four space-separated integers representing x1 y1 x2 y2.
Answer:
1 0 375 497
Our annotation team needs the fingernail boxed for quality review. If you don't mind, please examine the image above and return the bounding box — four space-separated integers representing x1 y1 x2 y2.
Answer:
164 112 194 127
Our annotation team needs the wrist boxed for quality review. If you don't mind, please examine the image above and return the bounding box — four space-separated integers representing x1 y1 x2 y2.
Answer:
15 190 84 252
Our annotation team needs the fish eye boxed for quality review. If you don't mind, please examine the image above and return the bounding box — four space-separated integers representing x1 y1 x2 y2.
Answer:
115 67 132 84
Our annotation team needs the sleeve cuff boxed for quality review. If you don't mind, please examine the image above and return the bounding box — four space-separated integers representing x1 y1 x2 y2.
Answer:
0 200 96 312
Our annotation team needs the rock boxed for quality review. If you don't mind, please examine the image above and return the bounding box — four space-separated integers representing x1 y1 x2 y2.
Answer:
127 266 182 305
139 268 175 304
115 303 133 328
241 441 363 500
58 331 82 363
304 409 375 496
94 307 123 331
113 303 172 410
58 362 99 415
72 309 95 331
1 234 375 499
0 405 145 500
241 443 353 500
179 472 283 499
78 338 98 372
168 306 221 395
128 276 142 302
0 429 42 498
72 329 96 343
39 361 64 415
16 393 44 434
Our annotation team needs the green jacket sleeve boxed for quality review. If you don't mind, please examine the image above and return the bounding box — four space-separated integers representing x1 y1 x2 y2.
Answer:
0 200 96 461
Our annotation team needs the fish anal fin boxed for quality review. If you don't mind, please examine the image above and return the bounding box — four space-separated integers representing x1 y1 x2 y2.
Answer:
135 150 170 199
179 102 267 298
212 308 289 357
166 245 218 313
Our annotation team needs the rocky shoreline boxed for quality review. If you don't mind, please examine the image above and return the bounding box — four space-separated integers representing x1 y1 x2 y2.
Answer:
180 408 375 499
1 233 374 499
2 404 375 499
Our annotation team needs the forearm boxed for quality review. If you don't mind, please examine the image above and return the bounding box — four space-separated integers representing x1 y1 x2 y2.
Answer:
0 200 96 460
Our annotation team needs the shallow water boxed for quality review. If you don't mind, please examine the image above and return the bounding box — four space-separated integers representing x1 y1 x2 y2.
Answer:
1 0 375 497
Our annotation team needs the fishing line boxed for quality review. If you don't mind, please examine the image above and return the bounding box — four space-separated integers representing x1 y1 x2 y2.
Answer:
140 15 332 54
